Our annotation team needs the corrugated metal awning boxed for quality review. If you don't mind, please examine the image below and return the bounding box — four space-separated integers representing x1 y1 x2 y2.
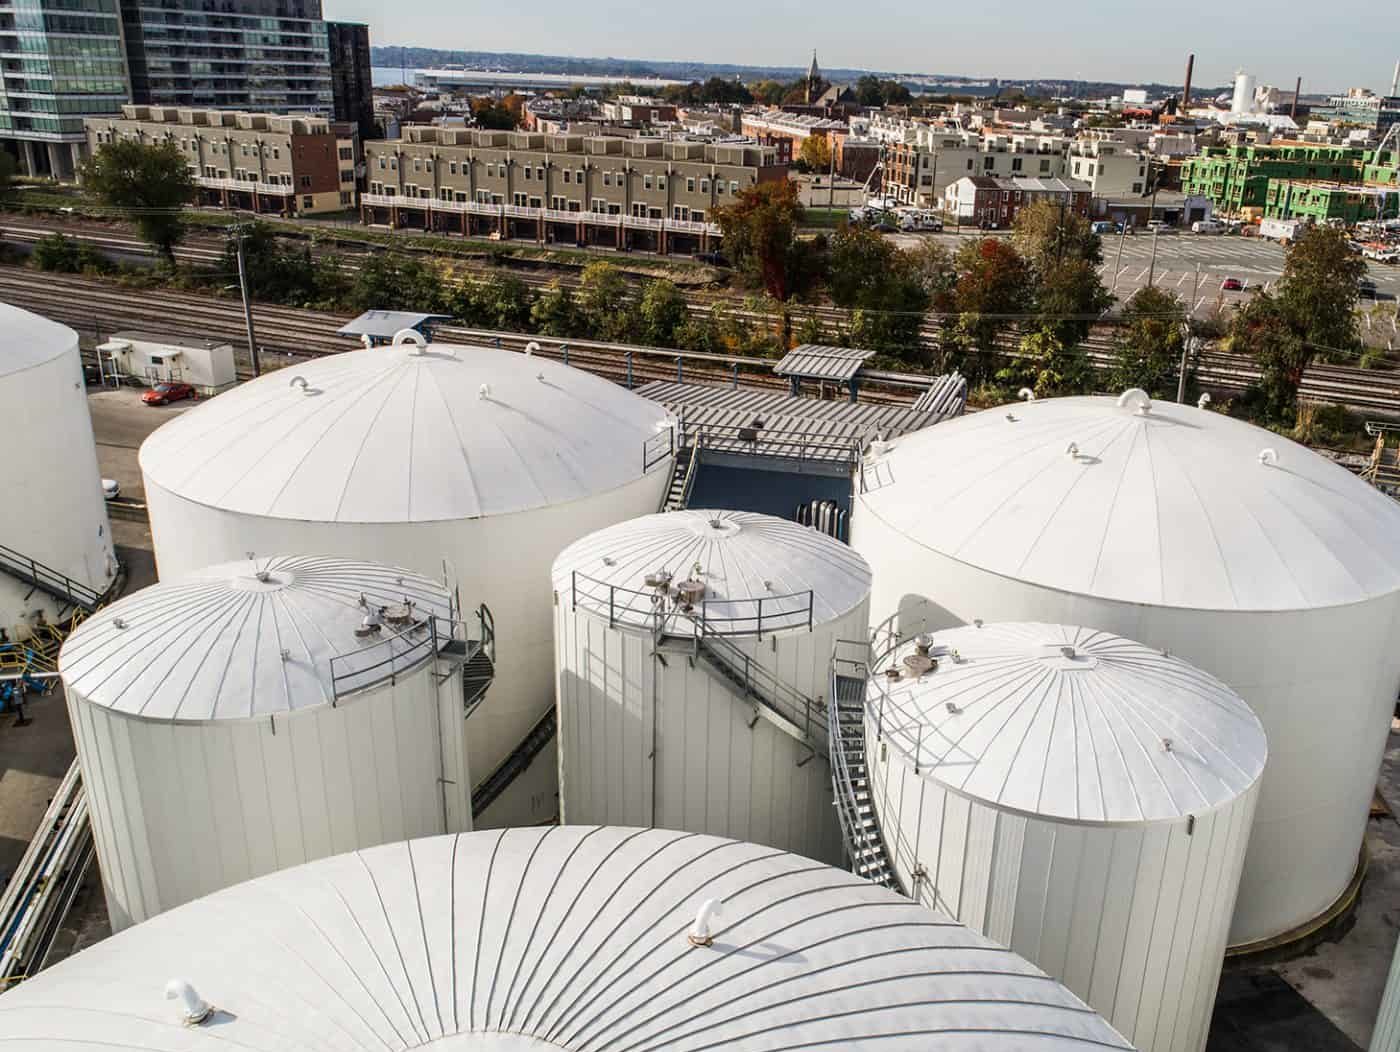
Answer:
336 310 451 339
771 344 875 382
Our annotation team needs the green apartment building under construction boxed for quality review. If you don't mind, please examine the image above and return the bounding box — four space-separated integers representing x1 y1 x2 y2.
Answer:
1181 142 1367 214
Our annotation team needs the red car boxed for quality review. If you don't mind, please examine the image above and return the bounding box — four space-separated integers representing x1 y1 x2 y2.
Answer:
141 382 196 406
1220 276 1246 292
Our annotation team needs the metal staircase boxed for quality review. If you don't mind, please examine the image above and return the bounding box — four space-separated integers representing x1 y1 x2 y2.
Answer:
829 641 900 891
0 543 109 615
471 707 556 821
659 437 700 512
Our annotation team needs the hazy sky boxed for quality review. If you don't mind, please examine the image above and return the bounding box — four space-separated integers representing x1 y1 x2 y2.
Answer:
323 0 1400 94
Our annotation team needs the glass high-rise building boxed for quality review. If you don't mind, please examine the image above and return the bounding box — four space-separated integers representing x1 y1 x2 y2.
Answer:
121 0 332 114
0 0 131 179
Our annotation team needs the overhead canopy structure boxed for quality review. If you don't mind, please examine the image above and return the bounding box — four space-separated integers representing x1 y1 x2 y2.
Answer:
771 344 879 401
336 310 452 344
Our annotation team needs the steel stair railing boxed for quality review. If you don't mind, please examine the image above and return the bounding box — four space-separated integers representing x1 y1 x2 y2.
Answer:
0 543 106 613
828 639 901 892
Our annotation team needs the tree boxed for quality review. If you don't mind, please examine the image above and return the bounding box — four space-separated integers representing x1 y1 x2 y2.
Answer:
1034 258 1112 347
711 180 818 301
472 272 533 331
577 261 636 342
529 282 582 337
350 253 444 313
825 225 929 359
1012 199 1103 274
1274 225 1365 361
855 75 885 107
80 141 194 265
638 279 689 347
799 135 832 173
1111 286 1187 397
0 150 14 201
950 237 1032 383
998 326 1091 398
1228 291 1308 423
751 80 787 105
472 98 517 130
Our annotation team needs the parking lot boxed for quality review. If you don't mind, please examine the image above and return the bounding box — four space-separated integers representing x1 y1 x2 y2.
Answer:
889 228 1400 316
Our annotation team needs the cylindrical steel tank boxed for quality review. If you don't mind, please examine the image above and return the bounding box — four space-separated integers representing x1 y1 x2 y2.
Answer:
552 510 871 864
1232 72 1257 114
60 554 472 930
0 826 1137 1052
851 392 1400 948
866 621 1266 1052
0 304 116 640
138 335 673 827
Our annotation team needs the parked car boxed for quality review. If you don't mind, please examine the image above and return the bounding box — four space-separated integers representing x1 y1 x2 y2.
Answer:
695 250 728 267
1090 220 1116 235
101 478 120 501
1360 278 1378 299
1220 276 1246 292
141 381 196 406
1192 219 1225 234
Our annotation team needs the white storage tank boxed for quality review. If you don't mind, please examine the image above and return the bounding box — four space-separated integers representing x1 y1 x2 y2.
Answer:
851 391 1400 948
60 554 476 931
0 826 1136 1052
866 621 1266 1052
0 303 116 640
138 333 674 827
552 510 870 864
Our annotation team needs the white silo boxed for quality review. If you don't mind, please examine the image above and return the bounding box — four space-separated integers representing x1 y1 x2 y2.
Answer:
0 826 1137 1052
0 304 116 640
60 554 478 931
552 510 870 864
1232 71 1257 114
138 332 674 827
864 621 1266 1052
851 390 1400 949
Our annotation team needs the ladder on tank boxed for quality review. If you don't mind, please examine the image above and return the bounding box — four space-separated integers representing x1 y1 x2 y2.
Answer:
829 640 900 891
471 707 556 821
659 437 700 512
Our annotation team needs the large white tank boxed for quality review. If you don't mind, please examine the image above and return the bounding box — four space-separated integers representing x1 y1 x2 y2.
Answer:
138 334 673 827
552 510 870 864
851 391 1400 948
0 826 1136 1051
1232 71 1257 114
0 304 116 639
866 621 1266 1052
60 554 474 931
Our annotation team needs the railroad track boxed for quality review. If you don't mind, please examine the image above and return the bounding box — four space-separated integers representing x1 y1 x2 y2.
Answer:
1 264 1396 416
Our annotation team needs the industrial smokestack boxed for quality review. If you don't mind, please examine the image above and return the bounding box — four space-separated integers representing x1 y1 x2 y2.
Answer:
1183 53 1195 110
1392 60 1399 98
1292 76 1301 120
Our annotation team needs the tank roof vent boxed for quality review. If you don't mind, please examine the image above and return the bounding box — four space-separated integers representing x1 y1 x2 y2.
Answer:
687 898 722 947
165 979 213 1026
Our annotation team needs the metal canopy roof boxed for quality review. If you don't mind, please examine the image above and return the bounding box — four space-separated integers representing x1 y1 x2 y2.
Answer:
0 301 77 379
59 554 454 720
139 343 675 523
859 393 1400 611
772 343 875 382
336 310 451 339
869 622 1267 825
0 827 1134 1050
554 509 872 629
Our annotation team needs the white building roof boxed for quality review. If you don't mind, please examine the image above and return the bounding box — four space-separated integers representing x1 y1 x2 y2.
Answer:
0 827 1133 1050
869 622 1266 824
554 509 872 631
859 393 1400 611
58 554 454 720
0 302 78 379
139 343 674 523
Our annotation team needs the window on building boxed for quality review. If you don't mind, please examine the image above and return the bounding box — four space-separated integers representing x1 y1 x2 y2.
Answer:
440 188 451 201
390 158 397 170
486 163 494 177
1040 159 1050 172
379 156 385 170
551 195 567 209
340 170 355 184
340 147 353 161
529 196 541 208
303 195 314 210
425 160 433 173
984 157 994 170
514 192 528 206
577 169 585 182
644 174 653 189
300 175 312 188
967 158 974 170
692 209 705 222
603 171 612 186
700 178 710 192
716 181 725 195
591 198 607 213
686 177 695 192
658 175 667 190
1012 158 1022 171
413 158 421 172
563 169 571 184
1132 182 1142 193
340 191 354 206
523 165 532 180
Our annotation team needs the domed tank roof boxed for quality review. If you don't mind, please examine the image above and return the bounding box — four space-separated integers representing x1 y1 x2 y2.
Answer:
869 622 1267 824
857 393 1400 611
0 302 78 379
553 509 872 631
139 342 674 523
59 554 454 720
0 827 1133 1051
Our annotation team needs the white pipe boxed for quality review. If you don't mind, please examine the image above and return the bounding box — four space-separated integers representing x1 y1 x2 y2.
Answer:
1197 392 1212 410
1117 388 1152 414
391 329 428 351
524 341 540 356
1258 448 1279 467
165 979 213 1025
688 897 723 947
1018 388 1035 402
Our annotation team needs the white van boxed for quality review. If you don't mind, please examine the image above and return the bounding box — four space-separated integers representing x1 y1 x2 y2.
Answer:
1192 219 1225 234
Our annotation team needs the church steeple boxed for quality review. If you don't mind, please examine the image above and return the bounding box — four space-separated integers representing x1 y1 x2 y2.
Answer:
806 50 822 104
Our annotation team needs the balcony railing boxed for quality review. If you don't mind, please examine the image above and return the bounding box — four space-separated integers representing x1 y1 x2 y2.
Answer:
197 174 293 196
360 191 721 235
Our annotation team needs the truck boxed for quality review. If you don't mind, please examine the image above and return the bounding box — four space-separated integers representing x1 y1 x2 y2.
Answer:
1258 218 1301 242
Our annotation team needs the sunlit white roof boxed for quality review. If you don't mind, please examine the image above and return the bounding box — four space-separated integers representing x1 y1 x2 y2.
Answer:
0 827 1133 1050
553 509 872 630
139 343 674 523
59 554 453 720
0 302 78 379
858 393 1400 611
870 622 1267 823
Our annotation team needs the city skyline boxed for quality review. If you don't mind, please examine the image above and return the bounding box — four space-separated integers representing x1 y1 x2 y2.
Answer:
324 0 1400 95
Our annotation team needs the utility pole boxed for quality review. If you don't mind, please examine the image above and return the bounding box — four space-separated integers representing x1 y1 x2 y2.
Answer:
1146 228 1160 288
1178 263 1201 403
1111 223 1128 296
229 223 261 377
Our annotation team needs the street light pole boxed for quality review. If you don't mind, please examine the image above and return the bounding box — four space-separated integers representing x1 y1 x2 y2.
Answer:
1146 228 1160 288
229 223 261 377
1111 222 1128 296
